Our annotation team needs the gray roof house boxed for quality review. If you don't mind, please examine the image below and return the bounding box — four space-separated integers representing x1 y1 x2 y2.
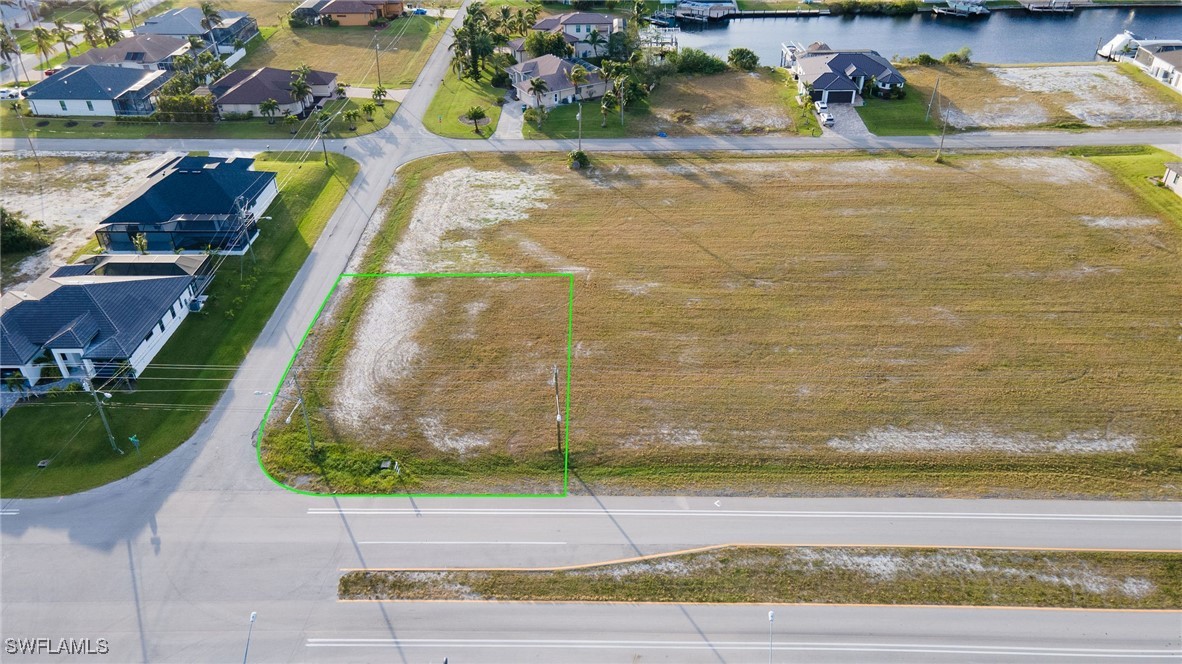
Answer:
0 254 212 389
791 44 906 104
97 156 280 255
206 67 338 117
65 35 192 71
135 7 260 53
530 12 620 59
21 65 169 116
507 54 606 108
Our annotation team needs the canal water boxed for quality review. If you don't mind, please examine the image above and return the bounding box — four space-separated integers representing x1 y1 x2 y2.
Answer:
675 7 1182 65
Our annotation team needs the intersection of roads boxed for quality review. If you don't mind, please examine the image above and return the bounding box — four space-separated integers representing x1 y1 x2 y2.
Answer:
1 3 1180 660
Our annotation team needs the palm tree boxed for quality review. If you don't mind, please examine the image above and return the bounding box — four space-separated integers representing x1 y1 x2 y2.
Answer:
371 84 387 106
568 64 588 101
361 101 376 121
293 63 312 79
632 0 646 19
259 98 279 123
289 75 312 109
88 1 119 32
284 113 299 134
53 19 76 58
599 89 615 127
102 27 122 46
0 29 25 84
464 104 486 135
583 29 605 58
80 20 103 48
335 82 347 99
30 26 55 69
343 108 360 130
526 76 548 126
198 1 223 31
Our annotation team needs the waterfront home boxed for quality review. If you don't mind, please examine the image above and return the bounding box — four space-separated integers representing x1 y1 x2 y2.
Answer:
64 35 192 71
1134 44 1182 93
0 254 212 388
96 156 279 255
788 42 905 104
508 54 607 108
1164 163 1182 198
531 13 623 59
135 7 260 54
204 67 338 117
22 66 168 116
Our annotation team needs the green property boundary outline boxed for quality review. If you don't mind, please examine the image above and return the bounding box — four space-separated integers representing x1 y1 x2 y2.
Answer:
256 271 575 498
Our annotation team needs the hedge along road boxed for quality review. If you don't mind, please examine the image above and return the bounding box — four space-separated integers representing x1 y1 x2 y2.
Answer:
2 1 1182 661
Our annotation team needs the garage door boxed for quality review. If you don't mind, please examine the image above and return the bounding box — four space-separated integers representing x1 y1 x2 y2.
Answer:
826 90 854 104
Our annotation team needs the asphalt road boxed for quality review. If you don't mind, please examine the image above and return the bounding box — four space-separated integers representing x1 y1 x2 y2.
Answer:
2 3 1181 660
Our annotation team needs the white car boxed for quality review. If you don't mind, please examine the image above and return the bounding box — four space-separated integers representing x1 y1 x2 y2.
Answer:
819 112 835 127
813 100 828 113
0 88 20 100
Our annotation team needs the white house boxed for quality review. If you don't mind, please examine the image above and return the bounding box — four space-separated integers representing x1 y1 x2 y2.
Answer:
508 54 607 108
1163 163 1182 198
22 66 168 116
1134 45 1182 94
0 254 212 389
530 12 622 59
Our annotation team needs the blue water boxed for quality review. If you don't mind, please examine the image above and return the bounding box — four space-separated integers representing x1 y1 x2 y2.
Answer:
675 7 1182 65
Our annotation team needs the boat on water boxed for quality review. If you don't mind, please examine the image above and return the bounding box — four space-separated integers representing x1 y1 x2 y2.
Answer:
1026 0 1073 12
932 0 990 17
1097 30 1182 61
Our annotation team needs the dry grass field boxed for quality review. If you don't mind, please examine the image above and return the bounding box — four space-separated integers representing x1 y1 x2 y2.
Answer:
898 63 1182 130
262 149 1182 497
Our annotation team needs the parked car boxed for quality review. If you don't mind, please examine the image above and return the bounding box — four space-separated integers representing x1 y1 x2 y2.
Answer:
819 112 835 127
42 68 60 77
813 100 828 113
0 88 19 100
412 7 427 13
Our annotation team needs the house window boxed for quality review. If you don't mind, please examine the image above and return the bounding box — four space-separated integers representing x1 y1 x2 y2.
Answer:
86 101 94 111
158 320 165 333
59 100 67 111
170 303 177 318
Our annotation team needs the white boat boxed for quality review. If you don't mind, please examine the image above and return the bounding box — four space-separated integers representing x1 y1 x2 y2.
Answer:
1098 30 1182 61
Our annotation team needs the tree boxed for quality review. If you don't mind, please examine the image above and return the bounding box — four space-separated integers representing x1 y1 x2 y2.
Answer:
583 28 605 58
1 206 51 252
53 19 76 58
361 101 376 121
198 1 223 31
463 104 486 135
88 1 120 33
30 26 55 69
524 30 571 59
0 29 25 84
188 35 204 50
335 82 347 99
599 89 616 127
259 98 280 123
526 76 548 126
343 108 361 130
568 64 588 101
371 84 387 106
289 75 312 107
727 47 759 71
81 20 103 48
103 26 122 46
132 233 148 254
632 0 646 19
284 113 299 134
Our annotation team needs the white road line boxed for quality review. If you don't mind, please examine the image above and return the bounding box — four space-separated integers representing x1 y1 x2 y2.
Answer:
308 508 1181 523
306 638 1181 658
0 510 19 516
358 541 567 545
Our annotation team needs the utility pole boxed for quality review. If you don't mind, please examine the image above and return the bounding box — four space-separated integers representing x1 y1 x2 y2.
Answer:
291 367 316 451
125 4 137 28
374 42 382 89
935 86 950 162
552 365 562 454
317 114 331 166
84 377 122 454
924 75 940 122
576 102 583 152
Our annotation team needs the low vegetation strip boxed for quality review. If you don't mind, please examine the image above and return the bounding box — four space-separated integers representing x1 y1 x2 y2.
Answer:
339 546 1182 609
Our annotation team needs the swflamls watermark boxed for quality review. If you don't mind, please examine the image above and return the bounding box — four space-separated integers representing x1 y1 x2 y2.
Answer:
4 638 110 655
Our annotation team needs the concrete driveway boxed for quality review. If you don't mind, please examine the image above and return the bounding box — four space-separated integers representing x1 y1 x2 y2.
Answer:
822 103 873 139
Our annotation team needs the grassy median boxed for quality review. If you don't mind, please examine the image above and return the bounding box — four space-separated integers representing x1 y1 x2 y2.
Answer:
340 546 1182 609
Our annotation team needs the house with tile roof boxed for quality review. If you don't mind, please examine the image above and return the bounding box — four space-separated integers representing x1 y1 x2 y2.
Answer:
790 43 906 104
96 156 279 255
0 254 212 389
21 65 169 116
531 12 620 60
508 54 606 108
65 35 192 71
318 0 404 25
205 67 338 117
135 7 259 54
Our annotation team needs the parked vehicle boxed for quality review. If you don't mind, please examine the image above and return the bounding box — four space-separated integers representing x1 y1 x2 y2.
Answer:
412 7 428 14
42 68 60 77
819 112 835 127
813 100 828 113
0 88 19 99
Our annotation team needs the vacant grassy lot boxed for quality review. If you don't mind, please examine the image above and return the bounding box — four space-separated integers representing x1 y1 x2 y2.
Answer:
894 62 1182 131
341 546 1182 609
263 148 1182 498
0 152 358 498
425 66 505 139
523 69 818 140
237 16 444 88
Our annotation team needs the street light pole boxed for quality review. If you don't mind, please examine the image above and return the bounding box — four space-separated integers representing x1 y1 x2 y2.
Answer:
768 610 775 664
576 102 583 152
83 377 121 454
242 611 257 664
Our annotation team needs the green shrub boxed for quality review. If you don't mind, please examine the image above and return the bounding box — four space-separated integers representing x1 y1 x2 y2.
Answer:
671 48 727 75
727 47 759 71
567 149 590 169
288 16 310 28
1 207 51 253
490 69 510 88
941 47 972 65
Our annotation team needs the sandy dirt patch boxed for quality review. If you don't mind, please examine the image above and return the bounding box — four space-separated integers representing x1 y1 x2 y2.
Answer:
1 151 177 289
648 71 798 135
332 167 558 445
988 65 1182 127
1080 215 1159 229
966 156 1107 184
826 426 1136 454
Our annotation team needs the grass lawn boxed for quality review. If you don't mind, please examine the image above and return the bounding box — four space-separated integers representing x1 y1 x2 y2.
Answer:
523 69 818 139
236 16 445 88
0 152 359 499
340 546 1182 609
425 66 505 138
855 87 940 135
0 97 395 139
33 41 98 71
264 148 1182 498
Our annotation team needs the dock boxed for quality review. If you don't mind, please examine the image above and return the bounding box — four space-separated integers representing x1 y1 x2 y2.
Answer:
724 8 828 16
